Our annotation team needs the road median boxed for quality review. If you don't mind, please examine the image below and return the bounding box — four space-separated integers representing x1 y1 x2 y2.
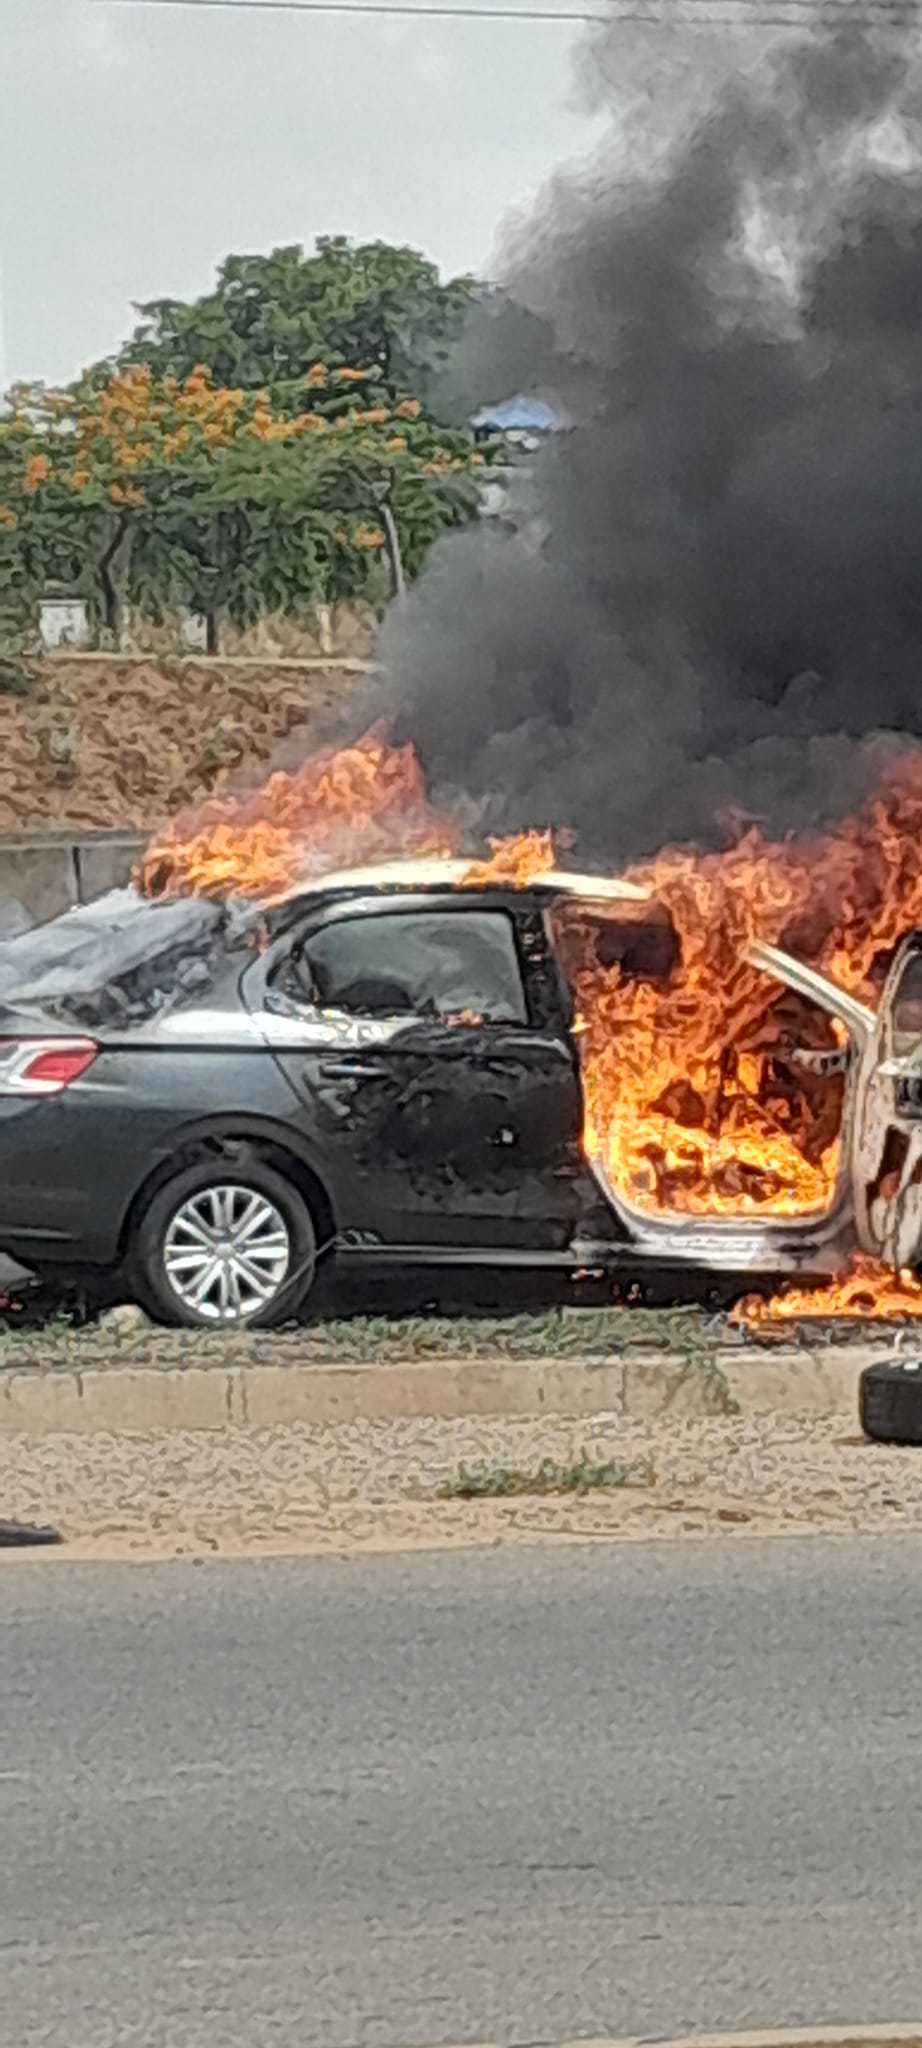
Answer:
0 1332 897 1435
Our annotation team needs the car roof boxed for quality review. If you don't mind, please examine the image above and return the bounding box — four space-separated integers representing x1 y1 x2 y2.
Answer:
285 856 651 904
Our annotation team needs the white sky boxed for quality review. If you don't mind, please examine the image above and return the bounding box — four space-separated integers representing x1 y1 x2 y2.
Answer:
4 0 604 387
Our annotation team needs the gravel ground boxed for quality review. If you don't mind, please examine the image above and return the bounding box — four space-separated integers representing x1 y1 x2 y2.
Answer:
3 1407 920 1558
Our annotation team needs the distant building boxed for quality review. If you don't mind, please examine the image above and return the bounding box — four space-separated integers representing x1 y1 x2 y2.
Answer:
38 589 90 652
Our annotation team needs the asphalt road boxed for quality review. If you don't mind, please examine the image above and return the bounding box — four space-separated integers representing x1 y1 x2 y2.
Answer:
3 1540 922 2048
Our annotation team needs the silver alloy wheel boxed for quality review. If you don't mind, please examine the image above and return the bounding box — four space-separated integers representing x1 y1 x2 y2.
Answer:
162 1183 292 1323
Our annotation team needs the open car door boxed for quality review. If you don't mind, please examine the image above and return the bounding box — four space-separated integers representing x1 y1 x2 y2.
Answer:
850 930 922 1272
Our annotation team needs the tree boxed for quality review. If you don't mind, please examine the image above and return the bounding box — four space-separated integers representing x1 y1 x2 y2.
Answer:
0 236 499 653
123 238 474 402
0 360 493 648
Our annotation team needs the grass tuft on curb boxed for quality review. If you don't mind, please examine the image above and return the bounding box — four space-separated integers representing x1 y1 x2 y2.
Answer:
435 1449 657 1500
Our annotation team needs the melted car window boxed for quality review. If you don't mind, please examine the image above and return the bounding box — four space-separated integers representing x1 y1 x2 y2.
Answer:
893 952 922 1038
295 910 527 1023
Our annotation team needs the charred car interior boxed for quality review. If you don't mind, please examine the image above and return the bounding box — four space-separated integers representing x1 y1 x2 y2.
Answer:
0 859 920 1327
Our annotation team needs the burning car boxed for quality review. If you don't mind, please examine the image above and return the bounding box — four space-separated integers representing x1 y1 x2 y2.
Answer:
1 826 922 1328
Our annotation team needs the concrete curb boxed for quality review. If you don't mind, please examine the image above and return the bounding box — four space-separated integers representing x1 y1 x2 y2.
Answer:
411 2031 922 2048
0 1338 895 1435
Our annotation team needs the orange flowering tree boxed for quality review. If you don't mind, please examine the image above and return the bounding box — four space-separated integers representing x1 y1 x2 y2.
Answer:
0 357 496 650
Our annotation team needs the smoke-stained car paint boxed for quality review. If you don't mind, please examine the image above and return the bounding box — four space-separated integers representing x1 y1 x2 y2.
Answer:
0 861 920 1327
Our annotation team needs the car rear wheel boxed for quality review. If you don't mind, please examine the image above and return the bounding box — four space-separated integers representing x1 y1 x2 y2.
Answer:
130 1159 318 1329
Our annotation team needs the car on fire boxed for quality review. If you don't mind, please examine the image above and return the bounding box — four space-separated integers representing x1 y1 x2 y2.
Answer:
0 855 919 1327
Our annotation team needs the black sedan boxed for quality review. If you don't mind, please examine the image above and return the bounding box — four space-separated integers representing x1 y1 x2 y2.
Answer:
0 856 903 1325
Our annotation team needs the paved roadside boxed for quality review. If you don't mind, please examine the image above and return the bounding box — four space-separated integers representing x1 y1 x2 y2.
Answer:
2 1405 918 1558
4 1541 922 2047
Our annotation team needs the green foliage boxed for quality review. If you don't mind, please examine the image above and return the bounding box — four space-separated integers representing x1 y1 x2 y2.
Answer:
436 1451 657 1499
125 237 474 400
0 240 497 639
0 655 32 697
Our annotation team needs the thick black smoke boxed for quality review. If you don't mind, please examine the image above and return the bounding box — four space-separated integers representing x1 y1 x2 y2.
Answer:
377 24 922 858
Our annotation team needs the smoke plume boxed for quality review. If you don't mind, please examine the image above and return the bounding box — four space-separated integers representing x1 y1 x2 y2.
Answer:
377 21 922 859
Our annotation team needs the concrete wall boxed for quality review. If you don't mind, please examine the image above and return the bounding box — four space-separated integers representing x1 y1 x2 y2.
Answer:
0 829 145 929
114 601 378 661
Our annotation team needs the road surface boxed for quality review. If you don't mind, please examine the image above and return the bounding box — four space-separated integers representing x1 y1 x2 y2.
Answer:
2 1538 922 2048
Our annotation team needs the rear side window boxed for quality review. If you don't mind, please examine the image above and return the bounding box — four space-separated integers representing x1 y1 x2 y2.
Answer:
295 909 527 1024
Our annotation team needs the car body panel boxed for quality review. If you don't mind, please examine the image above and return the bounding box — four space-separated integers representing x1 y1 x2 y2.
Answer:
0 1045 309 1264
0 864 918 1294
267 856 652 908
244 890 604 1251
271 1023 587 1250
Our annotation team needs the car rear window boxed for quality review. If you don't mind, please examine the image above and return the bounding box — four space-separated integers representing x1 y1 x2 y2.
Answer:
294 909 527 1024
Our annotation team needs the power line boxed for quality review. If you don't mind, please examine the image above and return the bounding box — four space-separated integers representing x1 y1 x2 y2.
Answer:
92 0 693 20
94 0 922 24
104 0 634 19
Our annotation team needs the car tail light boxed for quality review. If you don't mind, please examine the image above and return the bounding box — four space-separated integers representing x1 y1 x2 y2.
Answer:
0 1037 99 1096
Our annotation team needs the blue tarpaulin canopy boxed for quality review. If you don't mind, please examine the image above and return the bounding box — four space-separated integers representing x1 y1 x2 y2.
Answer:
470 395 560 434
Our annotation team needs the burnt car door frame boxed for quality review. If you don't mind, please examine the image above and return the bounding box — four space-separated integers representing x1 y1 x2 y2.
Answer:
845 928 922 1273
241 889 599 1257
754 931 922 1274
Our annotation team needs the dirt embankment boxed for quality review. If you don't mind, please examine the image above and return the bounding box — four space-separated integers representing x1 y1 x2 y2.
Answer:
0 657 365 833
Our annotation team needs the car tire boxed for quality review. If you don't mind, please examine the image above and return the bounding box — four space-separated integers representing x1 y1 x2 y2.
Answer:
129 1157 318 1329
859 1358 922 1444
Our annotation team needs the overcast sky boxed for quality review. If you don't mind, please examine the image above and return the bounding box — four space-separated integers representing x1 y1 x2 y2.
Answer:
4 0 603 388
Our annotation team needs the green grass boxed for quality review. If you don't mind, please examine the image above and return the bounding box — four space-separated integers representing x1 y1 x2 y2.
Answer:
0 1298 742 1374
0 1314 76 1366
296 1303 717 1362
436 1449 657 1500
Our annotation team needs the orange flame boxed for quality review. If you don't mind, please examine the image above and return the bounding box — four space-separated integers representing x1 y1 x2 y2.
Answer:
139 732 922 1319
138 731 458 902
568 754 922 1233
734 1252 922 1324
464 828 559 887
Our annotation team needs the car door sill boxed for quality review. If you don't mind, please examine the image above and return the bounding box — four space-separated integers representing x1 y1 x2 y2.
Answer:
333 1241 615 1269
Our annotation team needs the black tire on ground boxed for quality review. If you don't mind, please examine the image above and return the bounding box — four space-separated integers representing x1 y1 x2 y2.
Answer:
859 1358 922 1444
0 1519 62 1547
129 1156 318 1329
